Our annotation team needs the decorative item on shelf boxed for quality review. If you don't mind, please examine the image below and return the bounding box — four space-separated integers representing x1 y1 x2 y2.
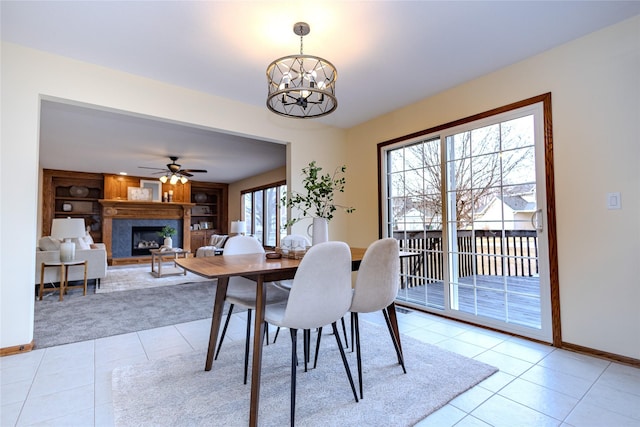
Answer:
62 203 73 212
163 192 168 203
140 180 162 202
192 206 211 215
230 220 246 236
194 193 207 203
282 161 355 245
51 217 86 262
157 225 176 248
168 190 174 203
127 187 152 201
266 22 337 119
69 185 89 198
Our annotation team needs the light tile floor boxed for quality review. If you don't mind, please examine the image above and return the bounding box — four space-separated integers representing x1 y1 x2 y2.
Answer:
2 306 639 426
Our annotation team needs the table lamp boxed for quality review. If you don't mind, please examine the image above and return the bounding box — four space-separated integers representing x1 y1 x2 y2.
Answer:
51 218 86 262
230 220 246 236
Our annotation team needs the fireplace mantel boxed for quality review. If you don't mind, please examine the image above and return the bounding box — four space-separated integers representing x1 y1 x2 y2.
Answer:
99 199 195 263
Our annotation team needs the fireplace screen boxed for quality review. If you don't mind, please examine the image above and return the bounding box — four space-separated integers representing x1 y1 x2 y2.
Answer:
131 226 164 255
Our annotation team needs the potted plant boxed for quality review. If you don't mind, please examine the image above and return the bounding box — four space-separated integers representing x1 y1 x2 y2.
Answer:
283 161 355 244
158 225 177 248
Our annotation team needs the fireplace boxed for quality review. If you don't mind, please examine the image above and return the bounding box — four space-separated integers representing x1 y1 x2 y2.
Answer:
131 226 164 255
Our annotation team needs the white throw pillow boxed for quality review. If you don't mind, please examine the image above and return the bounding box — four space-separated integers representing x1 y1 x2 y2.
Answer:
209 234 228 248
73 237 91 250
83 231 94 245
38 236 61 251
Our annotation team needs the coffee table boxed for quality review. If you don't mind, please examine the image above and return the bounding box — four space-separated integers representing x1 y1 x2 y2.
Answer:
150 249 191 278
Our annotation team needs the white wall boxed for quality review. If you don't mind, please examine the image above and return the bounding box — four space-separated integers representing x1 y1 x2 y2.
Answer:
0 42 347 350
346 16 640 359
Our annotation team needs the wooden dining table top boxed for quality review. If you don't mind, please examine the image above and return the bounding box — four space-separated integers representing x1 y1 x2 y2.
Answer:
176 247 368 279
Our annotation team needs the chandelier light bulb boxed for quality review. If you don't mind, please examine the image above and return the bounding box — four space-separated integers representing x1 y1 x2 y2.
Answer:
159 175 168 183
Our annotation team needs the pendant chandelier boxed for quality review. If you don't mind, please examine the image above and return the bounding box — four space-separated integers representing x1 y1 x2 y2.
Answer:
266 22 337 118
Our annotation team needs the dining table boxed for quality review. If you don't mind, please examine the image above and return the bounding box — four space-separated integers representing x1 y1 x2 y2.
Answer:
175 247 404 427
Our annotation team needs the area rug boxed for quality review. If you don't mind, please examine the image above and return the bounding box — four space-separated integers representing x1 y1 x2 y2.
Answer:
97 265 210 293
112 321 498 426
34 280 219 349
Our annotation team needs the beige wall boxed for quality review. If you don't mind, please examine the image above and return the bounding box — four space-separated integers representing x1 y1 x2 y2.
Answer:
2 15 638 359
345 16 640 359
0 42 346 350
228 165 287 225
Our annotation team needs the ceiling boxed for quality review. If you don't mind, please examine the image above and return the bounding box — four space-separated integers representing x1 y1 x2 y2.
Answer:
3 1 640 183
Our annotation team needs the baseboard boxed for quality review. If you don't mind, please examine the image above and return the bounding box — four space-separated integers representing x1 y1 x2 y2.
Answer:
0 340 35 357
397 303 640 367
562 341 640 368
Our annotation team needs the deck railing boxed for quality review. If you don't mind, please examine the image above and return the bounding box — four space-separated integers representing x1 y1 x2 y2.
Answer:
393 230 539 288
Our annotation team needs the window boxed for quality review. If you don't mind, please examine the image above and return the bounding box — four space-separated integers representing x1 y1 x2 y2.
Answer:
242 181 287 247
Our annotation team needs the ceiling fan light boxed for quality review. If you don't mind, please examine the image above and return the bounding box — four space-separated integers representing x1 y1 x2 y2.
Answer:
180 176 188 184
169 174 179 185
159 175 168 183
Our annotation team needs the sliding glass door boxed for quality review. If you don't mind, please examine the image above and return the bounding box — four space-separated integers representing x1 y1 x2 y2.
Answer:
382 98 554 342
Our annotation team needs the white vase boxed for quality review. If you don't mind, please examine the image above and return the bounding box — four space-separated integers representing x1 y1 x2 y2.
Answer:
164 236 173 248
310 217 328 246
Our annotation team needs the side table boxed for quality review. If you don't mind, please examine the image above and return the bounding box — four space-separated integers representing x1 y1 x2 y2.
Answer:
150 249 192 278
39 260 88 301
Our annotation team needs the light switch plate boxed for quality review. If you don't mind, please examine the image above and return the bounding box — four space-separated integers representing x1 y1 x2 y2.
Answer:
607 192 621 209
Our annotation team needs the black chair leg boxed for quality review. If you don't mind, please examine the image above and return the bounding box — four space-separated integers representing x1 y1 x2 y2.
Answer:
313 327 323 369
215 303 235 360
303 329 310 372
289 328 298 427
350 313 355 352
331 322 359 403
382 308 406 374
340 316 349 349
353 312 364 399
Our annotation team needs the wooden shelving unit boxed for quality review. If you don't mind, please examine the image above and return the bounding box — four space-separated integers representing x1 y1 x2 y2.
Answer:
190 182 228 251
42 169 104 242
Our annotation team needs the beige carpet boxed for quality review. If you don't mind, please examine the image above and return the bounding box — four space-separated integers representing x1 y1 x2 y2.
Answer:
97 264 210 293
112 321 498 426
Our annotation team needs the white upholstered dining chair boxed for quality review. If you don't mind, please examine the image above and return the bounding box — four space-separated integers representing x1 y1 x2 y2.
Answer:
348 237 406 398
264 241 359 425
214 235 290 384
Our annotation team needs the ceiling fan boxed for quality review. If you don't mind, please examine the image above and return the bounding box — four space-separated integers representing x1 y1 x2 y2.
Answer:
139 156 207 183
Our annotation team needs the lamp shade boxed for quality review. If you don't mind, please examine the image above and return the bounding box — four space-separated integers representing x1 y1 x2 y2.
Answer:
51 218 86 262
51 218 86 240
230 220 246 234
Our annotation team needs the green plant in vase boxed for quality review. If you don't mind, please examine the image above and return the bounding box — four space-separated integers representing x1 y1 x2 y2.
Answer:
158 225 177 238
158 225 177 248
282 161 355 244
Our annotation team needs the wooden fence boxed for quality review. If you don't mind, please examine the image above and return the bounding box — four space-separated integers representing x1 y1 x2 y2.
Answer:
393 229 538 288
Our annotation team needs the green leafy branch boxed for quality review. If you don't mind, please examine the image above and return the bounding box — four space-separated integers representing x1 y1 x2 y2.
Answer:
282 161 355 228
157 225 176 238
